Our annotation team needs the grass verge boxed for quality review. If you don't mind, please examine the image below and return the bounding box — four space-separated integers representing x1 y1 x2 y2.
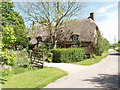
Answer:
2 67 67 88
72 55 108 66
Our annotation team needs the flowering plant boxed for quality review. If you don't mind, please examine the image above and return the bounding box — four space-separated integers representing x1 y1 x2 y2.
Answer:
11 44 16 46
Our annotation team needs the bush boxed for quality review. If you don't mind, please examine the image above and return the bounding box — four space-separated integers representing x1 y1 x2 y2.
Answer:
0 48 31 67
37 44 53 62
15 49 31 68
45 53 53 62
95 38 109 56
2 26 16 48
1 49 17 66
74 54 107 66
51 48 85 63
0 68 10 77
37 44 50 53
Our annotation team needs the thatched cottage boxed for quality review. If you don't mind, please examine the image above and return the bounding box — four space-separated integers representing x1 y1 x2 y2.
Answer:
29 13 100 55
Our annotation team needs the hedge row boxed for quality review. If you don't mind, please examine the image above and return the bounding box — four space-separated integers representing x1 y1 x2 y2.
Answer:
51 48 85 63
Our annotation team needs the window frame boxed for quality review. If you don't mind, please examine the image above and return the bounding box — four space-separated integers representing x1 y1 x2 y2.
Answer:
72 34 79 41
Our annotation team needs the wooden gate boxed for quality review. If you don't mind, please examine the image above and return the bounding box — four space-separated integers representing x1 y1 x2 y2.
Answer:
31 51 44 68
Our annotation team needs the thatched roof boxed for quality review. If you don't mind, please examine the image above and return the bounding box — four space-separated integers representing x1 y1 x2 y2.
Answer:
28 24 48 44
29 18 99 44
62 18 99 42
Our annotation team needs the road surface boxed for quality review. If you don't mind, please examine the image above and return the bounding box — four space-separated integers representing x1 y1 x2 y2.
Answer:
44 49 119 88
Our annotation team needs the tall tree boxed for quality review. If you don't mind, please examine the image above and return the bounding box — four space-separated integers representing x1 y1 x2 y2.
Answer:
18 1 85 49
0 1 28 47
95 31 110 56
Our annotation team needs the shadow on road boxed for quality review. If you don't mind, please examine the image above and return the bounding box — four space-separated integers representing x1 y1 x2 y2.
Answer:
83 74 120 88
109 53 120 56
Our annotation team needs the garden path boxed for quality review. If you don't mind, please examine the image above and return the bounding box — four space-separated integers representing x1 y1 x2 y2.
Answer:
44 49 119 88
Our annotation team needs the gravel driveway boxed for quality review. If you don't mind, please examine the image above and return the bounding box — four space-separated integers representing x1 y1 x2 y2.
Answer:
44 49 119 88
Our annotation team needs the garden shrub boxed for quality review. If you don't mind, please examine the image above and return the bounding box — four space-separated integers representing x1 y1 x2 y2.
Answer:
1 49 17 66
2 26 16 48
15 49 31 68
37 44 50 53
37 44 53 62
0 48 31 68
51 48 85 63
0 68 10 77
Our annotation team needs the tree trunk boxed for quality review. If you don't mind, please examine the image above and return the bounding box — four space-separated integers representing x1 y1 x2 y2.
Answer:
52 35 57 49
52 39 57 49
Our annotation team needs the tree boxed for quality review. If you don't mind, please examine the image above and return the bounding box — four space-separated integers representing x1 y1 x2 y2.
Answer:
18 2 85 49
0 1 28 47
95 31 110 56
118 40 120 47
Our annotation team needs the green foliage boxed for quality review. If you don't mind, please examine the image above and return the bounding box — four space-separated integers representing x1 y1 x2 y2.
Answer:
13 25 28 47
37 44 49 53
117 49 120 52
73 54 107 66
2 26 16 48
0 68 10 77
37 44 53 62
1 2 24 26
114 40 120 52
117 41 120 52
116 40 120 47
1 49 17 66
45 53 53 62
0 38 3 50
40 20 48 24
15 49 31 68
51 48 85 63
0 2 28 47
95 31 110 56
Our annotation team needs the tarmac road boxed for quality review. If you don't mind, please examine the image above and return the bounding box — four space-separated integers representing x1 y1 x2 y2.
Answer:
44 49 119 88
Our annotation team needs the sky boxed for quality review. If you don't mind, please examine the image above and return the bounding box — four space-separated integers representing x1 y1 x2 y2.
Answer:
14 1 119 44
83 2 118 44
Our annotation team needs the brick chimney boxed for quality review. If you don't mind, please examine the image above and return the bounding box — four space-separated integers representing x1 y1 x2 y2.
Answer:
88 12 95 21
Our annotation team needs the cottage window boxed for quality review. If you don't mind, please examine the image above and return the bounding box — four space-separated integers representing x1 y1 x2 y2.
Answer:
72 35 79 41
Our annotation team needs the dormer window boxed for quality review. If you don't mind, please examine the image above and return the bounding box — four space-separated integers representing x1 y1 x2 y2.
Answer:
71 34 79 41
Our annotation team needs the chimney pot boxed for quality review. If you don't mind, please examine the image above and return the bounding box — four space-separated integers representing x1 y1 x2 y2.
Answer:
88 12 95 21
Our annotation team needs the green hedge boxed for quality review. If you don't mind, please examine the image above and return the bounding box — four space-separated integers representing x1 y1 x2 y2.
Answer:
51 48 85 63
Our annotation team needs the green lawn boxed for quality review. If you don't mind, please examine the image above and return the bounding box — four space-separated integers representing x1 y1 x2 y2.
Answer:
2 67 67 88
72 55 107 66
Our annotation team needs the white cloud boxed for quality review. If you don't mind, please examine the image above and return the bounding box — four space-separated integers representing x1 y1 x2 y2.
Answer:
95 3 118 44
96 10 118 44
98 3 117 13
97 9 117 18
